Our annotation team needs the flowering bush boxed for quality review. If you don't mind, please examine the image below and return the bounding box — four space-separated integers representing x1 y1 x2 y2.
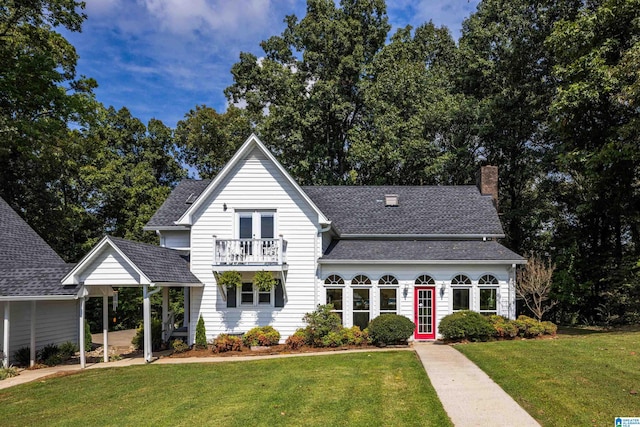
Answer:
212 334 242 353
242 326 280 347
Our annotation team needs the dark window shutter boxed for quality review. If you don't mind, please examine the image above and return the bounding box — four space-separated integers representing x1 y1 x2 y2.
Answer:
274 280 284 307
226 286 237 308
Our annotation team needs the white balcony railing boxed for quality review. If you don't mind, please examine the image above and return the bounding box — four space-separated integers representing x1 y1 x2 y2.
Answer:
213 237 286 266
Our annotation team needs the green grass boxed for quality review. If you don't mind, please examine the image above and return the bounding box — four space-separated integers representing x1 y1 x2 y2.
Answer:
456 330 640 426
0 351 451 426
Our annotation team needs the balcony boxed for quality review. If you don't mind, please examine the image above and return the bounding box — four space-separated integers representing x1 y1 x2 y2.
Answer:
213 237 287 269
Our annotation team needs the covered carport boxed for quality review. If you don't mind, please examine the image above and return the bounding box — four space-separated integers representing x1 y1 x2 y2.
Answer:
62 236 202 367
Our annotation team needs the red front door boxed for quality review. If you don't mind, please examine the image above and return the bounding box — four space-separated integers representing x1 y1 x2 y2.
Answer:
414 287 436 339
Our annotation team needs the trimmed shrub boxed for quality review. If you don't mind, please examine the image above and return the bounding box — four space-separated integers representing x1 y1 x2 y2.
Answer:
242 326 280 347
321 331 344 347
13 347 31 367
58 341 79 359
513 315 548 338
37 343 60 365
542 321 558 336
285 329 306 350
367 314 415 346
212 334 242 353
302 304 342 347
132 318 163 350
439 311 495 342
488 315 518 339
195 315 207 349
342 326 369 346
171 339 189 353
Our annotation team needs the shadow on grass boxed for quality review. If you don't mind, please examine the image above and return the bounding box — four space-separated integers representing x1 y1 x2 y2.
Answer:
558 325 640 337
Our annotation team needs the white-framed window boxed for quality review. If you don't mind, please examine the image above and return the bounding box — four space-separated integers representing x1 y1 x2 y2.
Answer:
351 274 371 285
378 275 398 315
478 274 499 315
451 274 471 311
415 275 435 286
352 288 370 330
324 275 344 323
240 282 272 306
324 274 345 285
236 210 276 239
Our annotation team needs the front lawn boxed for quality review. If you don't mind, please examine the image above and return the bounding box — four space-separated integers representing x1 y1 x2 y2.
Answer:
0 351 451 426
456 329 640 426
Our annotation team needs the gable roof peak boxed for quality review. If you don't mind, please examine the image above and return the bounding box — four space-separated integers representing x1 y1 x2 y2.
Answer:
173 134 329 226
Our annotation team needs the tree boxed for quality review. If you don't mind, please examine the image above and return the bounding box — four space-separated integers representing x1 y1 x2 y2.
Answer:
458 0 581 255
349 23 478 185
544 0 640 322
517 255 557 321
78 106 185 248
174 105 251 179
225 0 390 184
0 0 98 258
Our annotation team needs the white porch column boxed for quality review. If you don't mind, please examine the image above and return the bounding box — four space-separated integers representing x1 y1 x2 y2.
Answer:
79 297 86 368
183 287 189 328
3 302 10 368
143 285 151 362
103 295 109 363
162 287 169 341
30 301 36 367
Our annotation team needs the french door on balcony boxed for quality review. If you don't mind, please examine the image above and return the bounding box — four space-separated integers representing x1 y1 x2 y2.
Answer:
237 211 275 259
238 211 275 240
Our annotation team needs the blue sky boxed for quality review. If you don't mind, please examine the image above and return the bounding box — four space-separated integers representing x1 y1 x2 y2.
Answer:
64 0 479 128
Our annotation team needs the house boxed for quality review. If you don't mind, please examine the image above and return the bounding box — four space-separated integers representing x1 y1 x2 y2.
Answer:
63 134 525 362
0 197 81 367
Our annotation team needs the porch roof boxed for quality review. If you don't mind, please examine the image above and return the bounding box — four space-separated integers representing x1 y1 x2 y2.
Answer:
62 236 202 287
319 240 525 264
106 237 201 284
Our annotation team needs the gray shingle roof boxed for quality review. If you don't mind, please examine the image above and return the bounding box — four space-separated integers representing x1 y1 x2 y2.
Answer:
146 180 504 237
0 265 79 297
320 240 524 262
302 186 504 236
145 179 211 228
0 197 65 269
107 236 201 284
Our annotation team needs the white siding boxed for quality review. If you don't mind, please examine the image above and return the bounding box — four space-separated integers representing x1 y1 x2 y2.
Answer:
160 230 190 250
188 147 320 343
0 300 78 364
318 263 513 339
80 247 146 285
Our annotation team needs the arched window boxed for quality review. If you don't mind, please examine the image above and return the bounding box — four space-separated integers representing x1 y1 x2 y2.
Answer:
478 274 498 315
351 274 371 285
378 275 398 285
324 274 344 285
415 275 435 285
451 274 471 311
451 274 471 285
324 275 344 323
478 274 498 285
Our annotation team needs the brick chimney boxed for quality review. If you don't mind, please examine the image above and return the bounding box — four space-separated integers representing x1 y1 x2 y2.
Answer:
477 165 498 211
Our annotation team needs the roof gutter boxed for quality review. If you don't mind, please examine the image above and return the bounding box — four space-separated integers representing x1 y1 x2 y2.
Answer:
0 295 78 301
338 234 506 240
318 259 527 265
142 225 190 231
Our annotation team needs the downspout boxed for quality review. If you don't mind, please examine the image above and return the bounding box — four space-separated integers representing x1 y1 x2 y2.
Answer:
315 224 332 308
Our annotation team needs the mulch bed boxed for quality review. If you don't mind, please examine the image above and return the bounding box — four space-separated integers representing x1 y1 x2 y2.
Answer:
169 343 408 358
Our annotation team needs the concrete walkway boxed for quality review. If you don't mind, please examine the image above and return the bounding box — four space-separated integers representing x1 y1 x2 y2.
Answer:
0 341 540 427
414 342 540 426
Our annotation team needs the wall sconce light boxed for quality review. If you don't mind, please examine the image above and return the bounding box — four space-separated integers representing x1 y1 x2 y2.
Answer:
440 282 446 298
403 284 409 299
223 203 227 211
